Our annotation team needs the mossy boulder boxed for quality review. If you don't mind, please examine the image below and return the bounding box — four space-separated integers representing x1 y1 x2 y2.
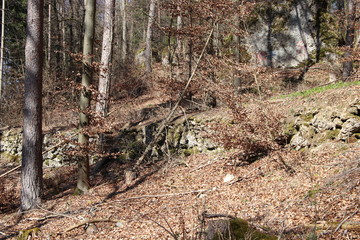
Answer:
208 218 277 240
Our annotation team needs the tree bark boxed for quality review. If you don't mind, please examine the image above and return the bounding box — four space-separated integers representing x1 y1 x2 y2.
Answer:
96 0 115 117
145 0 156 73
343 0 356 79
121 0 127 62
77 0 95 193
0 0 5 100
21 0 44 211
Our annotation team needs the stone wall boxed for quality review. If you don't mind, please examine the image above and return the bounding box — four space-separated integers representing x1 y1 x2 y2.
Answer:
0 113 219 167
285 99 360 150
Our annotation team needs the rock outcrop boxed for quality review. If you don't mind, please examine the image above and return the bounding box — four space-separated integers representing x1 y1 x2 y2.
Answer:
285 99 360 150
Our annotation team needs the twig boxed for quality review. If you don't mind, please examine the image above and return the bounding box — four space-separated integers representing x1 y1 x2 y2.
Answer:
131 208 178 239
0 165 21 178
334 210 359 233
0 130 78 178
190 158 221 173
64 218 121 233
135 20 218 167
106 188 216 205
202 212 236 219
36 205 78 220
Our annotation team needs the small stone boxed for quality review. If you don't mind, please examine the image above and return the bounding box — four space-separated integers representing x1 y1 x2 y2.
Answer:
116 221 124 228
223 174 235 183
85 223 99 235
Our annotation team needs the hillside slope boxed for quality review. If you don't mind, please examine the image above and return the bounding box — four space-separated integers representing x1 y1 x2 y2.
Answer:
0 85 359 240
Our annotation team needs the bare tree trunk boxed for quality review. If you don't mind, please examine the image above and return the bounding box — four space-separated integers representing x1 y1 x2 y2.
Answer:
60 0 66 76
96 0 115 117
174 4 182 79
234 14 241 96
21 0 44 211
47 1 51 69
145 0 156 73
0 0 5 100
121 0 127 62
343 0 356 79
77 0 95 193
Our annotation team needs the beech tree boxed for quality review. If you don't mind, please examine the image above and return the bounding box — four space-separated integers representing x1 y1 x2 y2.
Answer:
96 0 115 117
145 0 156 73
343 0 357 78
0 0 5 100
21 0 44 211
77 0 95 193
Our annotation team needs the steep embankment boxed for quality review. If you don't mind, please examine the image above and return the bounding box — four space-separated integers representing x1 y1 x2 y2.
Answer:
0 85 359 240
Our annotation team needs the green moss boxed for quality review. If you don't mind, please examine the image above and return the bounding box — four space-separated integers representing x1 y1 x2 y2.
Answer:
17 227 40 240
167 125 184 147
324 129 340 140
0 152 20 162
126 141 145 160
276 81 360 99
213 219 277 240
182 147 200 156
73 188 84 195
305 187 321 199
300 113 315 122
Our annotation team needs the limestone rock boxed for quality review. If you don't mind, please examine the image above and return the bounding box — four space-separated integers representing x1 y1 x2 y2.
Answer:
311 114 336 131
338 118 360 140
290 132 310 150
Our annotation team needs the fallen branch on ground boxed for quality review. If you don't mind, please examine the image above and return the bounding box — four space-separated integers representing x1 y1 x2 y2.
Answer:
202 212 236 219
103 188 216 205
334 210 359 232
64 218 121 233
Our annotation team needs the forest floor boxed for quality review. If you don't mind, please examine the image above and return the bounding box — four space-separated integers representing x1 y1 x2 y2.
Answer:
0 73 360 239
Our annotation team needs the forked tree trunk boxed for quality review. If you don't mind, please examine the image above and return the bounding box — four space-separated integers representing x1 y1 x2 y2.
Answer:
145 0 156 73
77 0 95 193
21 0 44 211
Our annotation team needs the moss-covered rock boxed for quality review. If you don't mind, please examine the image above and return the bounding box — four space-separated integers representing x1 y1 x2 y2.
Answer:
209 218 277 240
17 227 40 240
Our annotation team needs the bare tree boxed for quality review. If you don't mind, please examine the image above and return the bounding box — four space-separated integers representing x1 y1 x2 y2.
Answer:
121 0 127 62
0 0 5 100
77 0 95 193
96 0 115 117
145 0 156 73
21 0 44 211
343 0 357 78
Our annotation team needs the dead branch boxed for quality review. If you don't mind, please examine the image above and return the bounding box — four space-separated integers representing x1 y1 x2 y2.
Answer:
202 212 236 219
0 130 78 178
334 210 359 233
105 188 216 205
190 158 221 173
64 218 121 233
135 20 218 168
302 221 360 231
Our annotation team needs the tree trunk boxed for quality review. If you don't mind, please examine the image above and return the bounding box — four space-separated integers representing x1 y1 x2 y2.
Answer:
145 0 156 73
121 0 127 62
96 0 115 117
0 0 5 100
21 0 44 211
234 16 241 96
47 1 51 69
343 0 356 79
77 0 95 193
